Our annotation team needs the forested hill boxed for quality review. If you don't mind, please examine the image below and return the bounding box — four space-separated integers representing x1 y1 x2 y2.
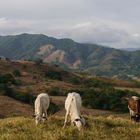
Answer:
0 33 140 76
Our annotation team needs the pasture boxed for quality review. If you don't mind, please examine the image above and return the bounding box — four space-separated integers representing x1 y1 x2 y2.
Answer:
0 115 140 140
0 60 140 140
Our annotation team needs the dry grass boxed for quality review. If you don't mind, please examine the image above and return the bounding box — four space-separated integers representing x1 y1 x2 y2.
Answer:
0 96 34 118
0 115 140 140
0 60 79 95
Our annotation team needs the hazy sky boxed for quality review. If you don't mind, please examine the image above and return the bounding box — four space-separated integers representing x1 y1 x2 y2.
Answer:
0 0 140 48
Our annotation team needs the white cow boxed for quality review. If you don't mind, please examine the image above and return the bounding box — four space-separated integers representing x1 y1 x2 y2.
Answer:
63 92 85 130
34 93 50 125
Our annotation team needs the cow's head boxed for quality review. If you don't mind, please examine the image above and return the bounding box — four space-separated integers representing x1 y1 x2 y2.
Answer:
135 114 140 122
73 117 85 130
35 115 42 125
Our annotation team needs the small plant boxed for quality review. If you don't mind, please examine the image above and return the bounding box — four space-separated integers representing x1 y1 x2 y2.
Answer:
13 70 21 77
34 58 43 65
0 73 16 84
48 88 60 96
48 102 59 115
83 78 112 88
45 70 62 80
70 77 81 84
4 88 35 104
22 64 27 69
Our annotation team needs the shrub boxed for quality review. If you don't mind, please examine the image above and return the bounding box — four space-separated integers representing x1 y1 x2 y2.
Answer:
0 73 15 84
70 77 81 84
83 78 112 88
22 64 27 69
4 88 34 104
48 102 59 115
45 70 62 80
0 83 8 92
13 70 21 77
80 87 140 112
48 88 60 96
34 58 43 65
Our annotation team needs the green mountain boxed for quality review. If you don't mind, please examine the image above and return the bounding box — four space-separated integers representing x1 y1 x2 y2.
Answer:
0 33 140 76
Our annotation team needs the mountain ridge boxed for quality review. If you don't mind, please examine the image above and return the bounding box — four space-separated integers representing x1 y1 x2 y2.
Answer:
0 33 140 76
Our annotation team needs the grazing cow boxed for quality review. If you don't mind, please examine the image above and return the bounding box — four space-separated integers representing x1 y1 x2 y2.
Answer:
63 92 85 130
34 93 50 125
127 96 140 122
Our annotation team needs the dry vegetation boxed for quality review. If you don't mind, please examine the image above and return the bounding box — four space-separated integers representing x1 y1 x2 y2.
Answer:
0 60 140 139
0 96 33 118
0 115 140 140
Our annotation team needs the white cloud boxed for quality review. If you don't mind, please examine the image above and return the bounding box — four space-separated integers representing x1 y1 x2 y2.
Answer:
132 33 139 37
0 0 140 49
0 17 8 24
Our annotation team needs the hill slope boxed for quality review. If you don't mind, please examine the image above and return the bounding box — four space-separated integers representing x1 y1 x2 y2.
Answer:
0 33 140 76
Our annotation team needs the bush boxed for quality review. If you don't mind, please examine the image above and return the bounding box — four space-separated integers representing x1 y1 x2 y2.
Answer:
13 70 21 77
80 87 140 112
45 70 62 80
48 88 60 96
0 83 8 92
70 77 81 84
34 58 43 65
83 78 112 88
22 64 27 69
48 102 59 115
4 88 35 104
0 73 15 84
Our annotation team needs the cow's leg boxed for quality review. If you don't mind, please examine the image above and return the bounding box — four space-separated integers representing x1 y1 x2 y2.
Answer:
43 110 48 120
131 116 133 121
36 115 41 125
42 113 45 123
42 109 48 123
129 109 134 121
63 111 69 128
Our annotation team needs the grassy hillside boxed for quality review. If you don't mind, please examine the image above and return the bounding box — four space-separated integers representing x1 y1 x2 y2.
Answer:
0 116 140 140
0 60 140 140
0 59 140 117
0 34 140 76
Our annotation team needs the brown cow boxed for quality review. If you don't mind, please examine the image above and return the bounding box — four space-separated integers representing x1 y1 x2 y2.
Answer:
127 96 140 122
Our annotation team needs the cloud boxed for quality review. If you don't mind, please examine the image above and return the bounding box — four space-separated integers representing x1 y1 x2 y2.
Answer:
0 0 140 49
0 18 34 35
0 17 8 24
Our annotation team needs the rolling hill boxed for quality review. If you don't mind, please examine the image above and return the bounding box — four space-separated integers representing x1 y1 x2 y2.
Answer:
0 33 140 76
0 59 140 117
